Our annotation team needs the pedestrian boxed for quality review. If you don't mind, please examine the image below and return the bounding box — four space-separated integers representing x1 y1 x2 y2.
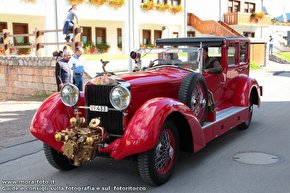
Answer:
55 47 73 91
71 46 85 91
269 35 274 54
63 4 78 42
52 45 67 62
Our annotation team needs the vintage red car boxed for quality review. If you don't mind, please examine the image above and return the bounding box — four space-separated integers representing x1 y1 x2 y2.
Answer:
30 36 262 186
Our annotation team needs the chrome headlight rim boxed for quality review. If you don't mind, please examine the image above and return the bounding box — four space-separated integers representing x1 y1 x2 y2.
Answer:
60 83 80 107
109 85 131 111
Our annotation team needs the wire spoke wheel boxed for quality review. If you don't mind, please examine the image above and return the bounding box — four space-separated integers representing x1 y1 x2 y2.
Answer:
154 128 176 175
190 83 207 121
178 73 208 125
138 120 179 186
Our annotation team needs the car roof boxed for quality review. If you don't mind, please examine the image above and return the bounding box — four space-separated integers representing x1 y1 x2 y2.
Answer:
156 36 250 47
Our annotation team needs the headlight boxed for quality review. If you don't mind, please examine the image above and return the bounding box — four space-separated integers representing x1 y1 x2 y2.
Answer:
60 84 80 107
110 85 131 110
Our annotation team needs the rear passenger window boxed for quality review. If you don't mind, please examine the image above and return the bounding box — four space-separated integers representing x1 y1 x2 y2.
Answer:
240 42 247 63
228 43 238 65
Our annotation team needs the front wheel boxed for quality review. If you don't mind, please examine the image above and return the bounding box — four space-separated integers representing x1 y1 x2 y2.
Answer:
138 120 179 186
43 143 76 171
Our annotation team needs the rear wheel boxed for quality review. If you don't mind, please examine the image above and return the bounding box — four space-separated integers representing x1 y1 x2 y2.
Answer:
138 120 179 186
43 143 75 171
178 73 208 126
238 94 253 130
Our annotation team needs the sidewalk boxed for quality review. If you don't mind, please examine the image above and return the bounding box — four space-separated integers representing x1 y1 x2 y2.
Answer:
250 60 290 78
0 101 42 148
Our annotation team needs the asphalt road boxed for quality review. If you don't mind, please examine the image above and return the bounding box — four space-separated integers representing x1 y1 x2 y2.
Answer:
1 62 290 193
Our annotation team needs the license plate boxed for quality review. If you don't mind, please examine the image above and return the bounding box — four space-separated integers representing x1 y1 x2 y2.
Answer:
89 105 108 112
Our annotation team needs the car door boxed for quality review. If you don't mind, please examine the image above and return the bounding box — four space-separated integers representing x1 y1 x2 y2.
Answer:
202 46 226 109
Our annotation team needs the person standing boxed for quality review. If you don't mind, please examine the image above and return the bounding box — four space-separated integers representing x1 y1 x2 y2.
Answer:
269 35 274 55
55 48 73 91
63 4 78 42
72 46 85 91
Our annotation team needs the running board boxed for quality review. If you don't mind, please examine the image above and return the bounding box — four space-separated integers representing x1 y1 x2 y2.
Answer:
202 106 248 129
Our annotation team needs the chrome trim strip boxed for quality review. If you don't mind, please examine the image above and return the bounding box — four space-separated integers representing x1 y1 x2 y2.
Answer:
202 106 248 129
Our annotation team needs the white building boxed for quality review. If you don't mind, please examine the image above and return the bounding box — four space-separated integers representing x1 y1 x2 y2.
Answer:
0 0 272 56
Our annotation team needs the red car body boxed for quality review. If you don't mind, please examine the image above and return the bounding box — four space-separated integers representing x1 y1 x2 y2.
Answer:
30 37 262 185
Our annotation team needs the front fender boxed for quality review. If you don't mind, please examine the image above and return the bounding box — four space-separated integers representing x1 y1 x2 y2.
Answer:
30 92 85 151
108 97 204 160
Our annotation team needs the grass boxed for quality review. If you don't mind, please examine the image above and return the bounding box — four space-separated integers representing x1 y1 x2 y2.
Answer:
275 52 290 61
250 61 261 71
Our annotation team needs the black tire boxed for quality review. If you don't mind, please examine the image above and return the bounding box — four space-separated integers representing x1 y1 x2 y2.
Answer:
238 94 253 130
43 143 76 171
138 120 179 186
178 73 208 126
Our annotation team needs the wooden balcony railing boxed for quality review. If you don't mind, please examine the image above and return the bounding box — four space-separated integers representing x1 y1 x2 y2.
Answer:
224 12 272 26
187 13 239 36
0 26 82 57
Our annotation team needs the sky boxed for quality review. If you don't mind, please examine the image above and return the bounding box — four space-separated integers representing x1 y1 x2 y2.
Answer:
263 0 290 17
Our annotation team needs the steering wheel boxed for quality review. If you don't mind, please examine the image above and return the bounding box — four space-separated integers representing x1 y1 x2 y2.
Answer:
149 58 167 67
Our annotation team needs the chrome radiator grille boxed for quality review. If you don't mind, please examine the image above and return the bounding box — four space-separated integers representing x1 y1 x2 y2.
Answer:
85 84 124 136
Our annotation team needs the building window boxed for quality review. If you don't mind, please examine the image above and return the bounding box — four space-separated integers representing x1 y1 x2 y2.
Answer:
142 30 151 46
167 0 180 6
243 32 255 37
0 22 7 44
244 2 255 13
143 0 180 6
233 1 240 12
173 0 180 6
187 31 195 37
228 1 233 12
117 28 122 49
12 23 29 44
228 0 240 12
173 32 178 38
81 26 92 45
95 27 106 44
154 30 162 43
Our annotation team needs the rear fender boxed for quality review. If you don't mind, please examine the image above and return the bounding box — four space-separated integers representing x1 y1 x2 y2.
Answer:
109 97 205 160
30 92 85 151
232 76 261 107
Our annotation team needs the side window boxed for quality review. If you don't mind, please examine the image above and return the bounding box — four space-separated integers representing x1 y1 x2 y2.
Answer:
228 43 238 65
240 42 247 63
0 22 7 44
208 47 221 58
207 46 221 66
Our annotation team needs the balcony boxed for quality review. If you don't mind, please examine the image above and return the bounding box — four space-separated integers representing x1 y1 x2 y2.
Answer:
187 13 242 36
224 12 271 26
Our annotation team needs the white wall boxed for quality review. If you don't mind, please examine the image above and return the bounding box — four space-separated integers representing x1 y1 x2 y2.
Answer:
187 0 227 21
0 0 46 16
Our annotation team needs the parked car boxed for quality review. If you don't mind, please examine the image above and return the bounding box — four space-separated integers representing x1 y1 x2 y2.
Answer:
30 36 262 186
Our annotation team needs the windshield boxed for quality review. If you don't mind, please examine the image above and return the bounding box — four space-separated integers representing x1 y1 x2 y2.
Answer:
134 46 201 71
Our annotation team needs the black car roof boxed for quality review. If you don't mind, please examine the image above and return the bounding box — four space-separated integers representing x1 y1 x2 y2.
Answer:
156 36 250 47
